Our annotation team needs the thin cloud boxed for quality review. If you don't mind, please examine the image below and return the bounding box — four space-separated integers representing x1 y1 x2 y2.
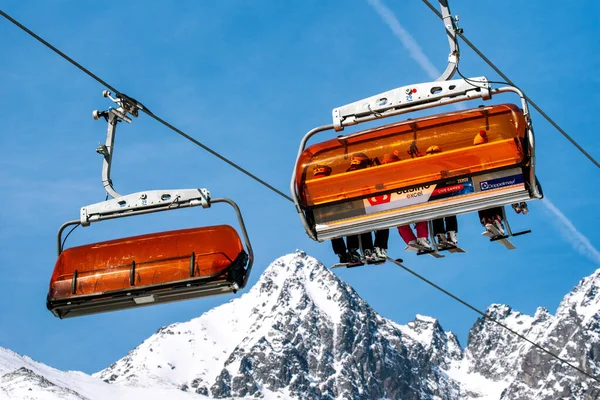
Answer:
542 198 600 265
367 0 441 80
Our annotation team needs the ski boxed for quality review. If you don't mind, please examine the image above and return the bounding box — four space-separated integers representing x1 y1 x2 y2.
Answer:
436 239 466 253
330 261 364 269
405 244 445 258
330 257 386 269
482 224 516 250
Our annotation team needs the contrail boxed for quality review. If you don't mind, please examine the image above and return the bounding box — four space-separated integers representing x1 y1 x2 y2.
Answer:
367 0 441 80
367 0 465 111
542 198 600 265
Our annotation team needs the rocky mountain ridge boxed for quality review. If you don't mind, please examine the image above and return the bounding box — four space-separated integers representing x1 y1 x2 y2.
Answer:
2 251 599 399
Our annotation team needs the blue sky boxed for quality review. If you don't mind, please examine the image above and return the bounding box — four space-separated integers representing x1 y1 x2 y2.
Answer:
0 0 598 374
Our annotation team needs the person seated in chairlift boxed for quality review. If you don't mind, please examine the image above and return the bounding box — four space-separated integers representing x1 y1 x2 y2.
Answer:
385 149 434 251
472 130 527 237
344 153 384 262
313 162 375 264
426 145 460 246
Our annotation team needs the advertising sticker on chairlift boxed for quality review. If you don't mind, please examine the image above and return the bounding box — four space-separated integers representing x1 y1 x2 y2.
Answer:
478 174 524 192
364 184 437 214
429 177 475 201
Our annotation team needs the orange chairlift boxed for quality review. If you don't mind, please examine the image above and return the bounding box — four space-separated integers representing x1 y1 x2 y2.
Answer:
290 0 542 250
47 92 254 318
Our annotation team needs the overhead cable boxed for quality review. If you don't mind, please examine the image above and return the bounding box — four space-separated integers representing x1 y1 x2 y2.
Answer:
420 0 599 169
0 9 293 202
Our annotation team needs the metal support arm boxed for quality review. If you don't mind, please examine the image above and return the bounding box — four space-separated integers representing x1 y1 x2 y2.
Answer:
92 90 142 200
437 0 460 82
80 188 211 226
332 77 490 131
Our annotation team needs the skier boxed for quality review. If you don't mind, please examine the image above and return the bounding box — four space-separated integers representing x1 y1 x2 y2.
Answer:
422 144 460 245
398 222 432 251
312 164 364 263
478 207 505 236
344 153 378 261
432 216 459 245
385 148 433 252
368 152 403 260
473 130 529 219
512 202 529 215
473 130 488 145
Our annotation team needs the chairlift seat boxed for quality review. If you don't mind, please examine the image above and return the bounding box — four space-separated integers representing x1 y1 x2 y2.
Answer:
47 225 248 318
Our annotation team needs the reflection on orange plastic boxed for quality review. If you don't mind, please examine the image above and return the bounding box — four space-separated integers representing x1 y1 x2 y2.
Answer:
296 104 527 207
49 225 243 300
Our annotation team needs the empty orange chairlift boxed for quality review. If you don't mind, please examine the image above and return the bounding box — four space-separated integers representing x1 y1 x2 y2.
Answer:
47 92 253 318
48 222 251 318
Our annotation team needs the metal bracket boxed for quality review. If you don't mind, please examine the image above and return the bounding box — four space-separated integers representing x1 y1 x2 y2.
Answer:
80 188 211 226
332 77 491 131
92 90 149 199
437 0 460 82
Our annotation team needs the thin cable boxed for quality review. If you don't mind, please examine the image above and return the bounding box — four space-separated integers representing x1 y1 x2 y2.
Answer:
387 257 600 384
421 0 599 168
0 9 293 202
0 10 120 96
143 112 293 201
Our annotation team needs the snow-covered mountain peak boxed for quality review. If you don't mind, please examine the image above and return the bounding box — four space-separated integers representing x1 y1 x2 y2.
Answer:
402 314 442 346
556 268 600 324
250 250 355 325
95 252 463 399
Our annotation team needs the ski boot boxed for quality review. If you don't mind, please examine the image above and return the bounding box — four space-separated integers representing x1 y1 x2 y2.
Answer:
447 231 458 245
348 249 362 263
374 247 387 260
519 202 529 215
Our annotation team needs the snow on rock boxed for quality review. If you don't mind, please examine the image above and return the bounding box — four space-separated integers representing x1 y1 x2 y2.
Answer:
2 252 600 399
497 270 600 399
0 347 207 400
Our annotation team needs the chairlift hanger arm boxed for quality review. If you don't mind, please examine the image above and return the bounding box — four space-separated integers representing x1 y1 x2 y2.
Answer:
436 0 460 82
80 188 211 226
332 77 491 131
92 91 150 200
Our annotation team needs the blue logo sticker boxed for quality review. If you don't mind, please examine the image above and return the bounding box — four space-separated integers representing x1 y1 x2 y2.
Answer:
479 174 524 191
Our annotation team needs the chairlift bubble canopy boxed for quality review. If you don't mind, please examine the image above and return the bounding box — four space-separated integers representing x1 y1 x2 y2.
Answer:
48 224 250 319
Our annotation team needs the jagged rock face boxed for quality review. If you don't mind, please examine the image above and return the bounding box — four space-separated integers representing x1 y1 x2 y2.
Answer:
497 270 600 400
97 251 463 399
465 304 554 382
